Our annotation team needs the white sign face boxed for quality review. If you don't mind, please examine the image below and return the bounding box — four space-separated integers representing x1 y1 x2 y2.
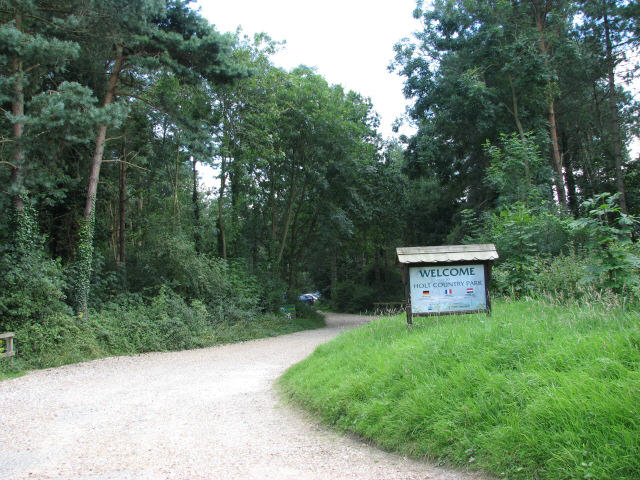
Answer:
409 264 486 314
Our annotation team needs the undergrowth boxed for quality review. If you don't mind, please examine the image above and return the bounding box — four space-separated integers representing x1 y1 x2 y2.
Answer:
279 297 640 480
0 291 323 380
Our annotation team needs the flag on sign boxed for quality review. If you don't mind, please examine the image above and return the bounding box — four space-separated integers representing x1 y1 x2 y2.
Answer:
466 288 474 295
444 289 452 295
423 290 430 296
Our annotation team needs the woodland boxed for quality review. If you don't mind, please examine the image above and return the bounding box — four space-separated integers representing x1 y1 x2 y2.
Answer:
1 0 639 367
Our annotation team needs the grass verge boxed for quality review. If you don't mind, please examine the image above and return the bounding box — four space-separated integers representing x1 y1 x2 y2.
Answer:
279 298 640 480
0 308 324 381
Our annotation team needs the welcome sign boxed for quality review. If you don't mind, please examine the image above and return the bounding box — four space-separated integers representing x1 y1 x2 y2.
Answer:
409 264 486 313
396 245 498 324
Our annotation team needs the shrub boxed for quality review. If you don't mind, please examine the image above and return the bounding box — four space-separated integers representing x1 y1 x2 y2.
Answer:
14 312 99 368
0 202 70 332
529 252 595 300
331 280 375 313
570 193 640 297
92 287 211 353
486 203 574 297
484 132 553 207
127 231 262 321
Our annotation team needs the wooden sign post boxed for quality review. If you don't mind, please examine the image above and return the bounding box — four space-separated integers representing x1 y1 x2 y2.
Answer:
396 245 498 326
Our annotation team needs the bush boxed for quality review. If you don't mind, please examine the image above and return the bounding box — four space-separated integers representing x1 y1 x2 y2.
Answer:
332 280 377 313
90 287 212 353
486 203 574 297
13 312 99 368
529 252 596 300
126 231 261 321
0 284 325 379
570 193 640 297
0 202 71 332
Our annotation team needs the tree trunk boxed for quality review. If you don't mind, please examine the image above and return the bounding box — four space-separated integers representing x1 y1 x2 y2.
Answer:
509 75 526 140
548 99 568 208
118 154 127 266
532 2 568 209
84 47 124 222
76 46 125 317
217 157 227 260
562 133 579 217
192 157 201 254
11 13 25 212
604 9 628 214
276 168 298 268
230 150 241 232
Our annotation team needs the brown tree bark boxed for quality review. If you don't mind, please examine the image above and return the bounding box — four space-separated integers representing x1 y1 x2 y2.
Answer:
84 45 125 222
217 156 228 260
11 13 25 212
118 154 127 265
76 46 125 317
192 157 201 254
562 131 579 216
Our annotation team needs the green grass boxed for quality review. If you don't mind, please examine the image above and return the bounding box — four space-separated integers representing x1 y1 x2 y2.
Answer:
279 298 640 480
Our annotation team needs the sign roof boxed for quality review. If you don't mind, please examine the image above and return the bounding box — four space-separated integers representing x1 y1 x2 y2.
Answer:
396 244 499 264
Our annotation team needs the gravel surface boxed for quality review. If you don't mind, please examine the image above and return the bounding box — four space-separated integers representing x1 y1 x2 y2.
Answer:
0 312 489 480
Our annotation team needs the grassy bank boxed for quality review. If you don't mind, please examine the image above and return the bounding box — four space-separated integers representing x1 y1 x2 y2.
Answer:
279 298 640 480
0 297 324 380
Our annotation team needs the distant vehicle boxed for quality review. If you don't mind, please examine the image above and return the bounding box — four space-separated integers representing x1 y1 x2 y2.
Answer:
298 293 318 304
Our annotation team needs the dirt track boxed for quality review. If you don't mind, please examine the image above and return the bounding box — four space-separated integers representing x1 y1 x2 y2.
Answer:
0 312 487 480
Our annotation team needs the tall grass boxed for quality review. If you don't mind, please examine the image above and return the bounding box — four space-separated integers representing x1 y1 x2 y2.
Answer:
279 298 640 480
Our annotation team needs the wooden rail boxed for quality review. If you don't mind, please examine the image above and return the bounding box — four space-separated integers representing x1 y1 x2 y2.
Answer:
0 332 15 358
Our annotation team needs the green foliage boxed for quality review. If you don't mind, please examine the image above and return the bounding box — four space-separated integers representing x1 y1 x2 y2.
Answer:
332 264 403 313
0 286 323 378
95 287 210 353
484 203 573 297
332 280 378 313
72 212 95 317
394 0 639 238
530 252 597 300
484 133 553 207
129 230 260 321
0 201 69 332
11 311 99 368
570 193 640 295
280 299 640 480
2 0 639 390
448 208 483 244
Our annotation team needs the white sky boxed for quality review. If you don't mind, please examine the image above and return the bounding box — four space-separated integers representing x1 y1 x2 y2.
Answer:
196 0 422 141
194 0 637 189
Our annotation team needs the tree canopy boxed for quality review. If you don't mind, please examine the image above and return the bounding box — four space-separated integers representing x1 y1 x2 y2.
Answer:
0 0 638 330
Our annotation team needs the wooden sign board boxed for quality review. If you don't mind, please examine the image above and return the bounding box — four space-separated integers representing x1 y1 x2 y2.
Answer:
0 332 15 358
279 305 296 318
397 245 498 325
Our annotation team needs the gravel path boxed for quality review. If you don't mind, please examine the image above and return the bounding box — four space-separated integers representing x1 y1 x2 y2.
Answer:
0 312 488 480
